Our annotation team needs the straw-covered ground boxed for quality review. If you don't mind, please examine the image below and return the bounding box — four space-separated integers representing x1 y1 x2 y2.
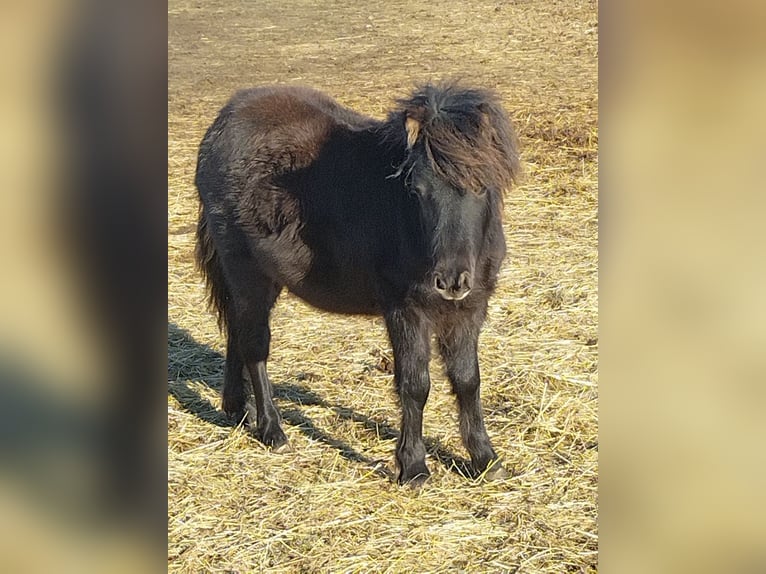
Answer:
168 0 597 572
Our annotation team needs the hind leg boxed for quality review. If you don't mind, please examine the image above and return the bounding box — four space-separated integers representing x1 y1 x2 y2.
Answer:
239 308 287 449
221 319 247 422
224 262 286 448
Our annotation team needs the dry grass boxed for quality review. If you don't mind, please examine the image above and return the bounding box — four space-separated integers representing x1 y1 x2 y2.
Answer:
169 0 597 572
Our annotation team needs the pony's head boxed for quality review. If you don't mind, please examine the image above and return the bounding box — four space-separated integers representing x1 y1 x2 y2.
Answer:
388 82 520 300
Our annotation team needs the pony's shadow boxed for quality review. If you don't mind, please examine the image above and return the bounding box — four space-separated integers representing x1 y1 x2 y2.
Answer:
168 322 473 481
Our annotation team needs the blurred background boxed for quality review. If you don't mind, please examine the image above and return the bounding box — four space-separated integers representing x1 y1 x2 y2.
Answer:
0 0 164 571
0 0 764 572
601 0 766 572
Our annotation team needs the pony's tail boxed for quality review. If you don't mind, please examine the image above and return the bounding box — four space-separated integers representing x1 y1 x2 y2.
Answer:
195 208 230 333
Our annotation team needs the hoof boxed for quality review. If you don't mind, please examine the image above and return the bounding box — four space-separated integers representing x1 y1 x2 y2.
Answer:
271 441 293 454
398 465 431 488
482 461 510 482
224 408 247 426
251 424 289 450
222 396 247 424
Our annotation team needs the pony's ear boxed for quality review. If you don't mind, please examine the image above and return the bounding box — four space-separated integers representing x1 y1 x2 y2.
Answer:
477 102 491 128
405 116 420 150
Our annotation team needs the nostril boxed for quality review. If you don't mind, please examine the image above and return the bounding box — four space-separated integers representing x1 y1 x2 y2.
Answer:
458 271 473 292
434 273 447 292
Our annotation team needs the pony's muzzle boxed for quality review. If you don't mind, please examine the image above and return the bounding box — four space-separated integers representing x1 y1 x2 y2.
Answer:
433 270 472 301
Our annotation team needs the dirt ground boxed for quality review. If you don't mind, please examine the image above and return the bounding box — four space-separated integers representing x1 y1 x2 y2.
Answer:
169 0 597 572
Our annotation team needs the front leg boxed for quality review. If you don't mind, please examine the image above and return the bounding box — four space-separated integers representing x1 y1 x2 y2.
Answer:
385 306 432 486
438 315 507 480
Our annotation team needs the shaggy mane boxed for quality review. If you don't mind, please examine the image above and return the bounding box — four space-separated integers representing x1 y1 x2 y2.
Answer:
382 82 521 196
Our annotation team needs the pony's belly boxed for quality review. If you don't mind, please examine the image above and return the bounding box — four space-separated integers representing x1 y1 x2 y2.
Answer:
252 231 381 315
287 281 381 315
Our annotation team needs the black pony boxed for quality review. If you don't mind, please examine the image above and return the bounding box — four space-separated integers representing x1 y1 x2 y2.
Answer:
195 82 520 485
